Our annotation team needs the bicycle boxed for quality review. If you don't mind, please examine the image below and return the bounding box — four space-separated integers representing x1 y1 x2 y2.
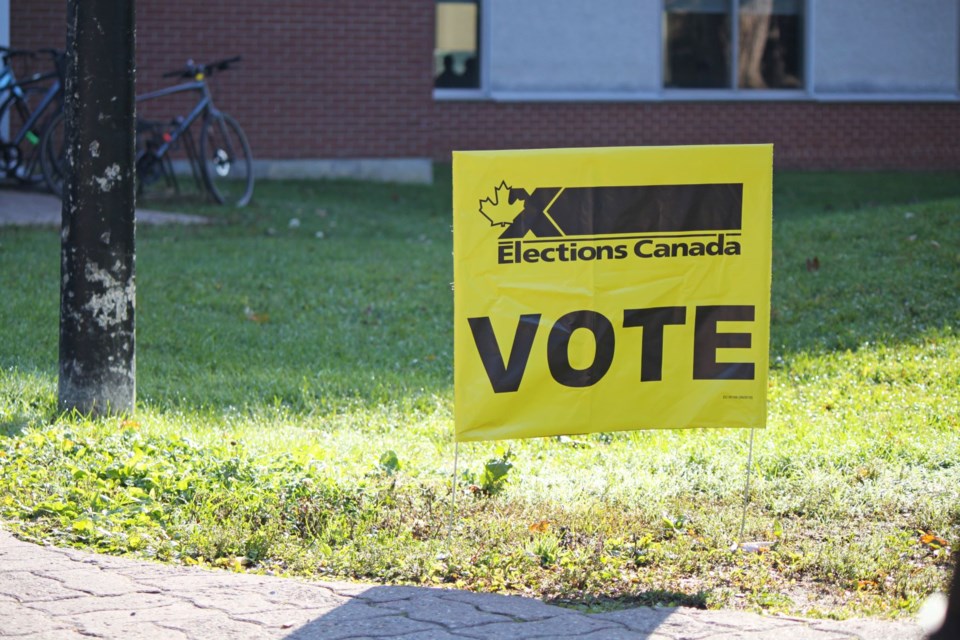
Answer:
42 56 253 207
1 46 64 184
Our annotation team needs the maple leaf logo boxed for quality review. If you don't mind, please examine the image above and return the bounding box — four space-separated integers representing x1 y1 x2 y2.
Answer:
479 181 525 227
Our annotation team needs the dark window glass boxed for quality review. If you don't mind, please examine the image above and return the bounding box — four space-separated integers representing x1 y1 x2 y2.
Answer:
664 0 731 88
435 1 480 89
664 0 804 90
737 0 803 89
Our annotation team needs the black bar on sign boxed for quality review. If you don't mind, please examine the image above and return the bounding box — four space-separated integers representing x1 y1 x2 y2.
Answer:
500 183 743 239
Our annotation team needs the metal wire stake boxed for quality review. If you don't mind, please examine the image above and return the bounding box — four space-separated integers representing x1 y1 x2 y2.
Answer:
448 441 460 546
737 428 757 544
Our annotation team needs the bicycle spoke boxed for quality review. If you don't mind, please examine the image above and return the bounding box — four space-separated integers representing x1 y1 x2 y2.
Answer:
40 112 67 196
200 113 253 207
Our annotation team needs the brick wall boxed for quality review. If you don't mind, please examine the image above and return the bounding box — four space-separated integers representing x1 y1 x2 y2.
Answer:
11 1 960 170
434 101 960 170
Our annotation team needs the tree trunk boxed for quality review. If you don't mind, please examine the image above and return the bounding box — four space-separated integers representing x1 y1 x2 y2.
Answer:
58 1 137 416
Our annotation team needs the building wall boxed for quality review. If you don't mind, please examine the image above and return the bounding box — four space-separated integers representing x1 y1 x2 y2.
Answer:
432 100 960 170
11 0 436 163
10 0 960 173
814 0 959 94
0 0 8 48
0 0 8 136
488 0 660 93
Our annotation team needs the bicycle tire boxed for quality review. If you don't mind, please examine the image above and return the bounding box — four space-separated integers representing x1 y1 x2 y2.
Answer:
39 110 66 197
198 112 253 207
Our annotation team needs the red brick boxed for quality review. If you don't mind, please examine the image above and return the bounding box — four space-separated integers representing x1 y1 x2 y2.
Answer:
11 0 960 169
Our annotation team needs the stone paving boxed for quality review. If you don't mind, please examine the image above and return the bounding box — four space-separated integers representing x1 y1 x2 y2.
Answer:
0 187 209 226
0 529 928 640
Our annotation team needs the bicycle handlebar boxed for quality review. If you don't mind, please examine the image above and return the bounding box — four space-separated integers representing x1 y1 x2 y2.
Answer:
1 46 37 63
162 56 242 79
1 46 63 57
1 47 65 78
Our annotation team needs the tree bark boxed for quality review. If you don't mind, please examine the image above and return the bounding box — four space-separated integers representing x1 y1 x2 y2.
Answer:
58 1 137 415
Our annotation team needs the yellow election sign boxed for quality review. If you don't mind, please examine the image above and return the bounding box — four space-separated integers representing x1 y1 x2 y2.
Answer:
453 145 772 443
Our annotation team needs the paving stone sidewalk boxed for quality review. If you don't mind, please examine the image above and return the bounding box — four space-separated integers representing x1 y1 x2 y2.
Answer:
0 188 209 226
0 529 927 640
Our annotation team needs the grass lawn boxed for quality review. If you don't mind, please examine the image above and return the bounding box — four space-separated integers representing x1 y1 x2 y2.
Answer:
1 168 958 619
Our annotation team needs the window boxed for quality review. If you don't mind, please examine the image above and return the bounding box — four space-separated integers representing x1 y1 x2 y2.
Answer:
664 0 803 90
434 0 480 90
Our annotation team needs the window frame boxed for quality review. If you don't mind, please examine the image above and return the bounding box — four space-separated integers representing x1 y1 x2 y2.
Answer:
433 0 488 100
661 0 810 98
432 0 959 104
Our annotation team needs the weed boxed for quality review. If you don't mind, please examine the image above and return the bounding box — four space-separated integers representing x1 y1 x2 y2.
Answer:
1 170 959 618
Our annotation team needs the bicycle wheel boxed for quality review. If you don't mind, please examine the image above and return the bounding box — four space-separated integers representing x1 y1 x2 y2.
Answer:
40 110 67 196
198 112 253 207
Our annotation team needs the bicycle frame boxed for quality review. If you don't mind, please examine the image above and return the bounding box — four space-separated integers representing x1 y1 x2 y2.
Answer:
40 55 251 204
136 79 221 162
0 69 61 146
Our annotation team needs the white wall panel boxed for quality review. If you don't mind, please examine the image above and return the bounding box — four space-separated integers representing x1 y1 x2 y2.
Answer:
813 0 958 93
487 0 661 93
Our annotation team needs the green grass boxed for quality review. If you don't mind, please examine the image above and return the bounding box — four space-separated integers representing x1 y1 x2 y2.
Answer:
1 169 959 619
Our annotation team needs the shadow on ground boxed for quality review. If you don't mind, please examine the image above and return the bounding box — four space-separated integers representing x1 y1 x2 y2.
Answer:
283 584 680 640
